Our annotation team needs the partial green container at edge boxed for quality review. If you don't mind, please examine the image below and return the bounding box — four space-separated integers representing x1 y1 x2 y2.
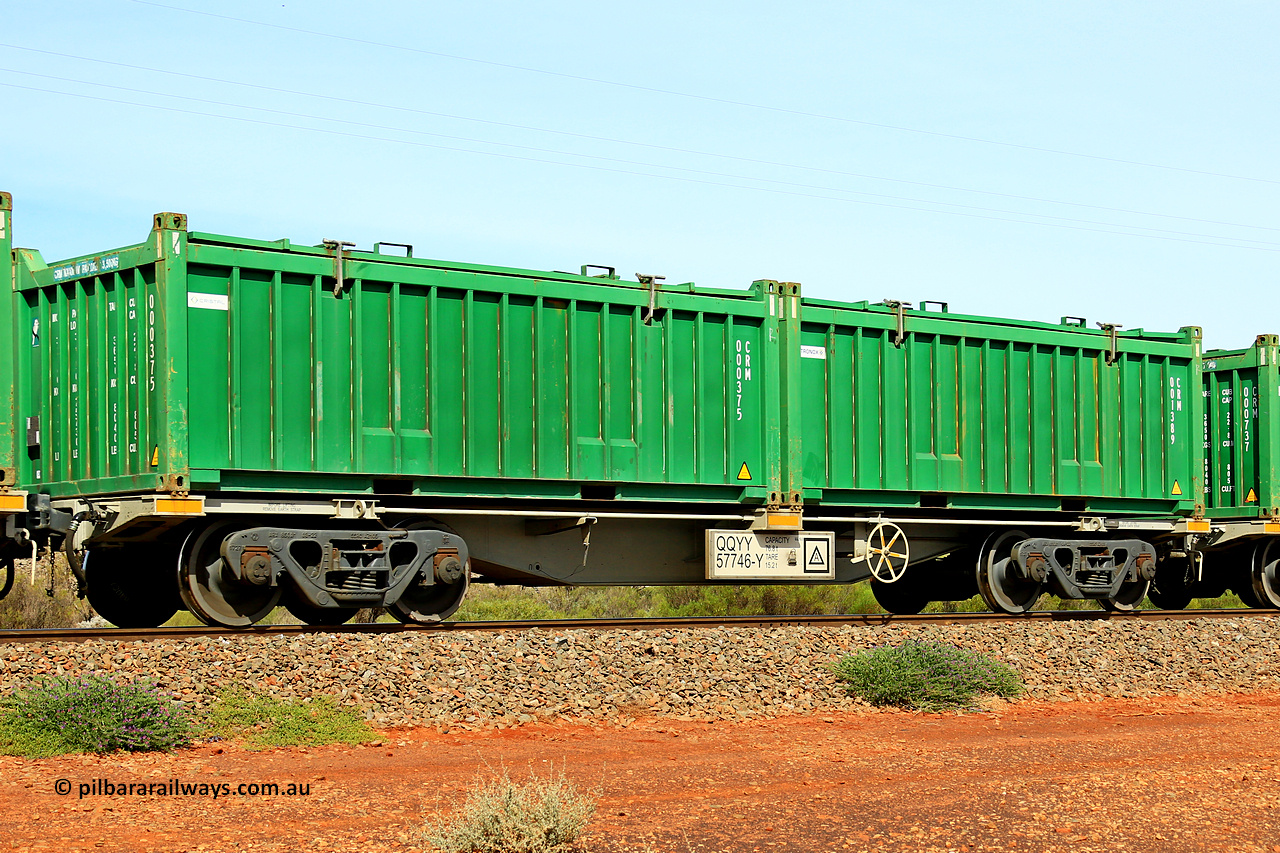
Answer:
1202 336 1280 518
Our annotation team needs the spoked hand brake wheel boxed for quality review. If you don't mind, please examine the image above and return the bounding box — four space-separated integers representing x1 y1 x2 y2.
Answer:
867 522 910 584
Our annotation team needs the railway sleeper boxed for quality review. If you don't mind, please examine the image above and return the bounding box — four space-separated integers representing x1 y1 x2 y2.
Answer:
1012 538 1157 599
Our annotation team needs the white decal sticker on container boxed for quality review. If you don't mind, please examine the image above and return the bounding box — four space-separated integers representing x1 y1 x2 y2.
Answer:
187 292 230 311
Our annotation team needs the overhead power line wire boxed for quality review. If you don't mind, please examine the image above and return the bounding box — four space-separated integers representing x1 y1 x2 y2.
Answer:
4 67 1277 248
4 78 1278 255
129 0 1280 187
3 43 1278 237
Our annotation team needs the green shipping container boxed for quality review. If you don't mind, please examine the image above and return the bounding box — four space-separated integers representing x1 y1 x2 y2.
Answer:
796 299 1202 515
6 208 793 504
1202 336 1280 518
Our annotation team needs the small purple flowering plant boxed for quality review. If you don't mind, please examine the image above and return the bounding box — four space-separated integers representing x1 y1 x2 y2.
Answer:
0 674 193 757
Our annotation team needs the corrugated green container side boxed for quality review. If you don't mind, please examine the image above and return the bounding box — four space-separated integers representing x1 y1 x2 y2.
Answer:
1202 336 1280 518
11 220 783 503
797 300 1202 513
11 217 184 496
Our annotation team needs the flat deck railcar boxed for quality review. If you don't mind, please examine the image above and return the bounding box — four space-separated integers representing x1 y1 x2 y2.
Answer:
0 194 1274 625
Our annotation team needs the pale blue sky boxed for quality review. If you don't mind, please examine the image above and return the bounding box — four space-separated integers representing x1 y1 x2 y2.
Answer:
3 1 1276 349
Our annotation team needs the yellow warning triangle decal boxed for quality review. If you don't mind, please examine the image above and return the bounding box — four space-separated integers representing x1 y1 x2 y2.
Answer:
736 462 752 481
150 446 160 467
1247 488 1258 503
1171 480 1182 496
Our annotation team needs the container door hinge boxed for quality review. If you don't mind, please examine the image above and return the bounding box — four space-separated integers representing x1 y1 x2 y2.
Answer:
323 239 356 298
637 274 665 324
880 299 911 346
1098 322 1122 365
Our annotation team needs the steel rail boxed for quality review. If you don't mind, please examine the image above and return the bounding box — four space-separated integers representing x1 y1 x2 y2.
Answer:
0 608 1273 644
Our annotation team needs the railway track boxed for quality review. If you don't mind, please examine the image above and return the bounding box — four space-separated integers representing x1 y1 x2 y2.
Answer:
0 607 1273 644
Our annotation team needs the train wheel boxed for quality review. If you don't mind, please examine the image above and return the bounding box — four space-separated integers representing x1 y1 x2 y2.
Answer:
870 579 929 615
1148 556 1194 610
0 555 13 602
85 545 180 628
1249 540 1280 609
388 520 471 624
1236 583 1265 608
1098 578 1150 612
178 522 281 627
389 572 469 624
976 529 1042 615
283 591 358 626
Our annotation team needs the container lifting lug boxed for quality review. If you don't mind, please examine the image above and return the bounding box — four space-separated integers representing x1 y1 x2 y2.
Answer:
323 239 356 298
580 265 617 279
1098 322 1122 365
637 273 665 325
373 241 413 258
880 299 911 347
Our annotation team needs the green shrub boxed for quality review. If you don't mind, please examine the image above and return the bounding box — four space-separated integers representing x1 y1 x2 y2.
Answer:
206 689 372 748
0 675 192 757
453 587 557 621
425 766 596 853
830 639 1024 711
650 583 879 617
449 583 883 621
449 581 1258 622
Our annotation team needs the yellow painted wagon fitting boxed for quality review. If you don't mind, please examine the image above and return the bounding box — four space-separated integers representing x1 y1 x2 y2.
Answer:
750 509 803 531
153 497 206 516
0 492 27 513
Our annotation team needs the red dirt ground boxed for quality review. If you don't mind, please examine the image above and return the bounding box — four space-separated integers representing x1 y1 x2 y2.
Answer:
3 694 1279 852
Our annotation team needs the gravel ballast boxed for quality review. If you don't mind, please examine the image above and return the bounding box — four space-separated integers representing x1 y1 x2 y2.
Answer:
1 617 1278 727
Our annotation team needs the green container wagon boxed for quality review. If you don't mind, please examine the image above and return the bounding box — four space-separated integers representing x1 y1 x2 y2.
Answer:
1 196 1263 625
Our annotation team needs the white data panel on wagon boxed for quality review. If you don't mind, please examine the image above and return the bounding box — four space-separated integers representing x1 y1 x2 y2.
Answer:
705 530 835 579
